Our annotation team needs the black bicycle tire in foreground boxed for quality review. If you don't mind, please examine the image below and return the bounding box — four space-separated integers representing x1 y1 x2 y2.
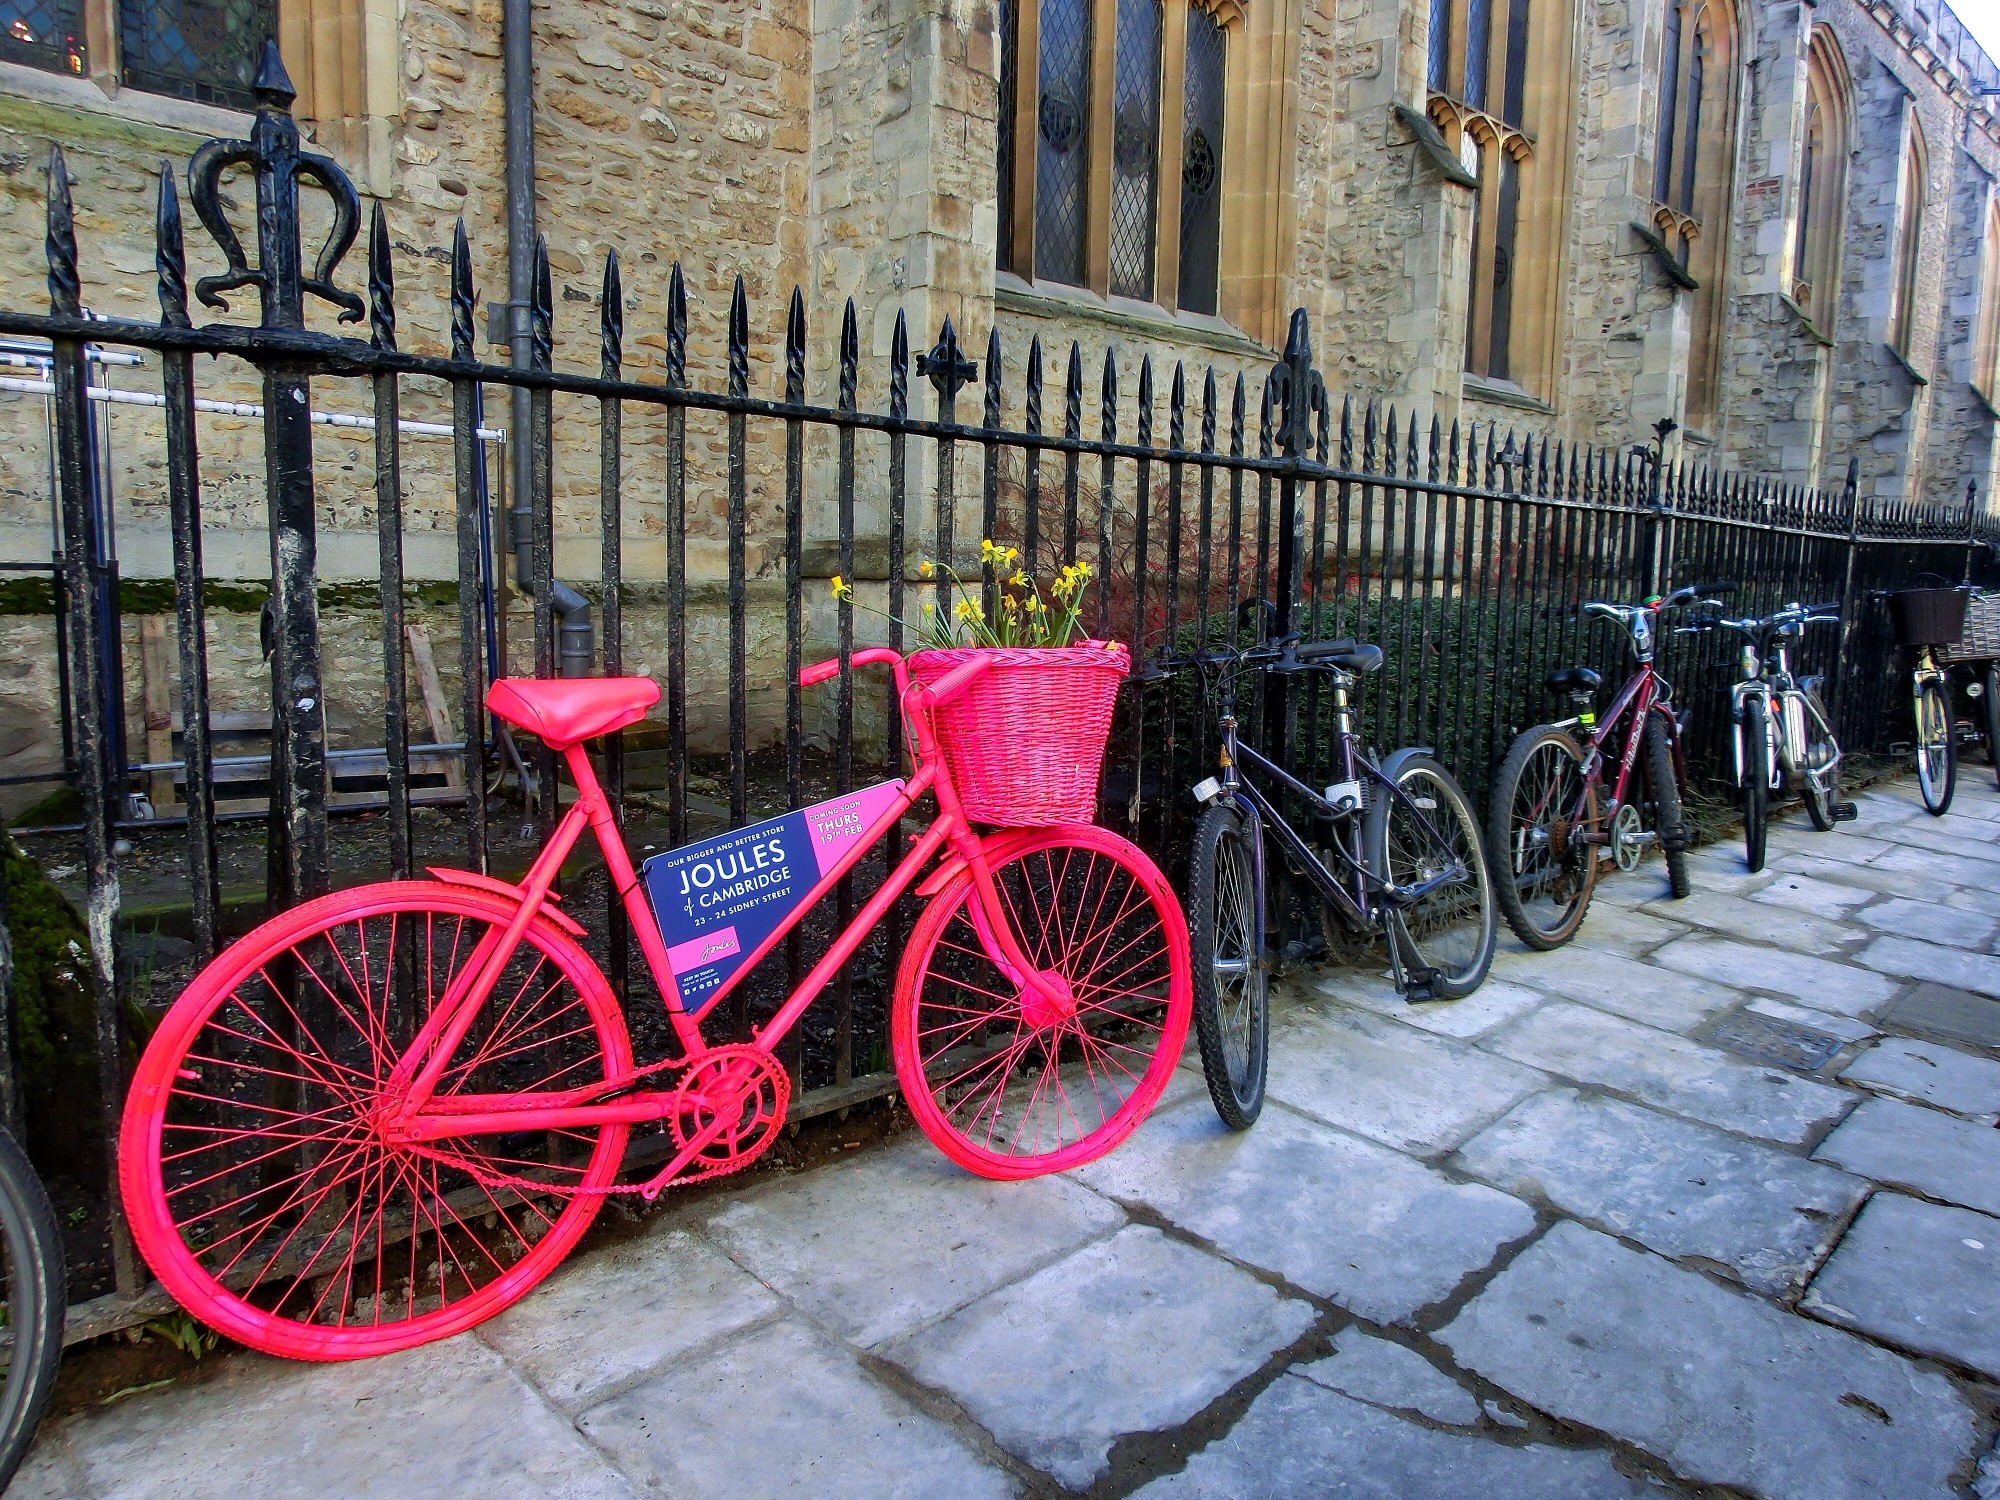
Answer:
0 1124 64 1492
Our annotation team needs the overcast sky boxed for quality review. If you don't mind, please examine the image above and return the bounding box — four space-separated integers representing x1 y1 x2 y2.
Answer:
1956 0 2000 66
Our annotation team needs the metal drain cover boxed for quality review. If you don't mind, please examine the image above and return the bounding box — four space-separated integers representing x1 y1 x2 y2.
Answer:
1695 1010 1847 1072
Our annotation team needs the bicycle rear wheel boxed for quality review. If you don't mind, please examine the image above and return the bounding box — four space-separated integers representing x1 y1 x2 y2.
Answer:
894 826 1192 1178
1486 725 1598 950
0 1125 63 1493
1917 678 1956 816
1188 801 1268 1130
1741 695 1770 873
1368 753 1495 998
121 883 631 1360
1643 715 1691 898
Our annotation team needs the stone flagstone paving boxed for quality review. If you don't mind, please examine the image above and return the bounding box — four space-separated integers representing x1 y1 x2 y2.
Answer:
19 775 2000 1498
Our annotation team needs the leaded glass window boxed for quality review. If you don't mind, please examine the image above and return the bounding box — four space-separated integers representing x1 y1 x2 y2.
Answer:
1 0 85 75
1108 0 1162 300
998 0 1020 274
1178 6 1225 316
1034 0 1094 286
1463 0 1489 109
1487 153 1519 377
1001 0 1252 324
118 0 274 107
1428 0 1449 93
1654 0 1683 205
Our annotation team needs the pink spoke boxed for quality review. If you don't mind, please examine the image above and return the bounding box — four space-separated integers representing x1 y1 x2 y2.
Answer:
164 1119 364 1199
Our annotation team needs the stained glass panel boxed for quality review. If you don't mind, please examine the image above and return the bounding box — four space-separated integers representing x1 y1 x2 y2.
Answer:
1035 0 1094 286
998 0 1020 273
1109 0 1162 300
1178 6 1225 315
0 0 86 77
119 0 275 107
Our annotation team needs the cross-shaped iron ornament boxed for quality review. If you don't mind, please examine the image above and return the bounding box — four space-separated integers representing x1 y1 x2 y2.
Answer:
186 40 364 328
918 318 980 408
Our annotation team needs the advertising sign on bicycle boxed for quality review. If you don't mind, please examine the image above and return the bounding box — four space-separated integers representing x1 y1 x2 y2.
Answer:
641 779 907 1008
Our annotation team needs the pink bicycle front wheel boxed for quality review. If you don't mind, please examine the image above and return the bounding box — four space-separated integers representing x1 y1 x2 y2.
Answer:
120 882 632 1360
893 826 1192 1179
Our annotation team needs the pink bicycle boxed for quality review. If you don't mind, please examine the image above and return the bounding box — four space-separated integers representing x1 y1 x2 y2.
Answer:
119 647 1191 1359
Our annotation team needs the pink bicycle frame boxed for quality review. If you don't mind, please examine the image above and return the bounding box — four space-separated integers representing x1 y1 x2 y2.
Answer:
385 649 1072 1186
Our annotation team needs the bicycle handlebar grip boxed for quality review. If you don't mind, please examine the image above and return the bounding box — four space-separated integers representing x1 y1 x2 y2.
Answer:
916 653 994 707
1295 637 1360 662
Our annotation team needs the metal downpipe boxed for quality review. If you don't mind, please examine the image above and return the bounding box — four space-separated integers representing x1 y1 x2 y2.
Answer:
502 0 593 679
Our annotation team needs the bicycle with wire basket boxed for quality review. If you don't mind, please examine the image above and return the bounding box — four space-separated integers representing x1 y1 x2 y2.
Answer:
118 646 1192 1361
1689 599 1854 872
1169 634 1496 1130
1877 584 2000 813
1486 584 1725 950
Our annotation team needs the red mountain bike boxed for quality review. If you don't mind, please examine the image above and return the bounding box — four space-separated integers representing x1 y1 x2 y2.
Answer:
1487 584 1725 948
120 648 1191 1360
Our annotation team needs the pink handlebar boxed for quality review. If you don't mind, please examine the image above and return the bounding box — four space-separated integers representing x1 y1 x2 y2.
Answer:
798 648 993 707
799 647 904 687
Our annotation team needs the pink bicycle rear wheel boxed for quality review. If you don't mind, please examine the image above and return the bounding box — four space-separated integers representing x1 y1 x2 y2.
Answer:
120 882 631 1360
893 826 1191 1179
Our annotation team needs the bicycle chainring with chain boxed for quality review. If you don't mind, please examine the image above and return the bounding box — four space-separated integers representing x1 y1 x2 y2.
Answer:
669 1044 791 1180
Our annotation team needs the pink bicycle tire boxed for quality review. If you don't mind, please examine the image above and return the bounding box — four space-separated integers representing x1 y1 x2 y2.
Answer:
893 825 1192 1179
119 881 632 1361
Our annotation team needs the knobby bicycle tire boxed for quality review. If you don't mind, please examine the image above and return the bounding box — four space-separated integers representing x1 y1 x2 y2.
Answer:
1188 801 1268 1130
1741 695 1770 873
1487 725 1598 951
0 1124 64 1492
1644 715 1691 898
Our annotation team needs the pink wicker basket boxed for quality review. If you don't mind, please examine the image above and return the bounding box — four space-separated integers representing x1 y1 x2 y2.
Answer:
908 641 1129 825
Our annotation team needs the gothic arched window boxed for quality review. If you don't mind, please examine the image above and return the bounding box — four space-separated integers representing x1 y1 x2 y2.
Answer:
1428 0 1577 396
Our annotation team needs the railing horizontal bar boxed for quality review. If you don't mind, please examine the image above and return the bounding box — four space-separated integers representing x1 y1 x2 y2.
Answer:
129 741 466 773
12 785 470 837
0 374 505 442
0 313 1991 547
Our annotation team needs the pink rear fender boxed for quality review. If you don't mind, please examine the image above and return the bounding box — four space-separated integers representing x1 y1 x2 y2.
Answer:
426 866 589 938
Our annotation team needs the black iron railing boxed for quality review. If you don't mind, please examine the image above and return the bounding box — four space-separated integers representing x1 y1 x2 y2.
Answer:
0 44 1994 1329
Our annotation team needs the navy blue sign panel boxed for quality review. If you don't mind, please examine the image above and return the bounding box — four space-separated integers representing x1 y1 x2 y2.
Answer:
642 779 907 1011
